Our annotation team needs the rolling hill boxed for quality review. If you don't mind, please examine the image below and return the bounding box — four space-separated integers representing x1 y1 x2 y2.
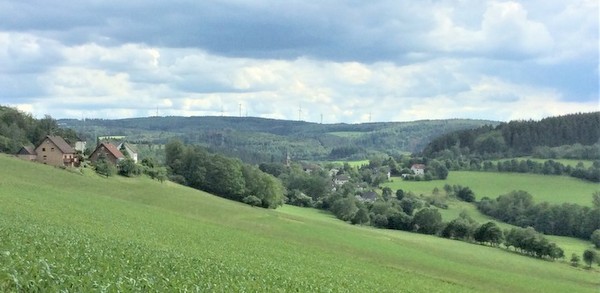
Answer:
59 116 498 163
1 155 598 292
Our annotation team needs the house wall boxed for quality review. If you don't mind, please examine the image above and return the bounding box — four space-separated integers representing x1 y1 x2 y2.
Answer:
35 139 66 167
124 146 138 163
17 154 37 161
411 167 425 175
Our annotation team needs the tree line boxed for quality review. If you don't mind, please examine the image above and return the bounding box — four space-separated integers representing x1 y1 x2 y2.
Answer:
478 191 600 240
165 140 285 208
423 112 599 158
0 106 79 153
419 156 600 183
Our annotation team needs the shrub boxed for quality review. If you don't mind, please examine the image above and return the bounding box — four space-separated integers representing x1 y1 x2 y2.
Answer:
242 195 262 207
591 229 600 249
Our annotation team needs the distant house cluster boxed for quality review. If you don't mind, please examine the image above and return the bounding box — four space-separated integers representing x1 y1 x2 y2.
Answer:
16 135 138 168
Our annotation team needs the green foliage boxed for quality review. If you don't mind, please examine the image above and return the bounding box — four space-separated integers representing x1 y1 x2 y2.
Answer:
118 158 141 177
582 249 597 268
504 227 564 259
570 253 580 267
454 185 475 202
424 112 600 158
478 190 600 240
591 229 600 249
286 190 314 207
350 205 370 225
473 222 504 246
413 208 442 235
331 197 358 222
166 140 284 208
242 195 262 207
61 115 497 163
441 214 477 240
0 106 78 154
94 153 116 177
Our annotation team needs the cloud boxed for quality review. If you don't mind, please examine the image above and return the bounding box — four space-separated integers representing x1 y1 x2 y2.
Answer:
0 0 597 122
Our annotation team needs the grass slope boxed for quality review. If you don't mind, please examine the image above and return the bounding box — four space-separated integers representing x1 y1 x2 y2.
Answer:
383 171 597 206
1 155 598 292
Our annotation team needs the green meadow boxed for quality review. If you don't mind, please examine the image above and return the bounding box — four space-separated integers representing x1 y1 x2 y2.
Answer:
327 131 366 138
1 155 598 292
329 159 370 168
383 171 598 206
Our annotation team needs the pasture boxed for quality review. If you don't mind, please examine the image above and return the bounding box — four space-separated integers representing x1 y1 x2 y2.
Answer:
0 155 598 292
383 171 598 206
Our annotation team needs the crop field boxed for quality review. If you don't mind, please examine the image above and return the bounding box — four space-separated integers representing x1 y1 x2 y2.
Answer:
383 171 598 206
0 155 598 292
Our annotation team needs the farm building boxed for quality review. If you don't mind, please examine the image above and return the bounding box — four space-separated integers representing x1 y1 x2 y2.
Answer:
411 164 426 176
118 142 138 163
16 146 37 161
89 142 125 165
33 136 79 167
333 174 350 186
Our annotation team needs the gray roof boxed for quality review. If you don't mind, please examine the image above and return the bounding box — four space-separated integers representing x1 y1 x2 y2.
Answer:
44 136 75 154
17 146 36 155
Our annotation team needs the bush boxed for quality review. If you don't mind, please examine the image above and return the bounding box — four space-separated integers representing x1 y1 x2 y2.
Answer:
94 155 116 177
242 195 262 207
118 158 141 177
371 214 388 228
591 229 600 249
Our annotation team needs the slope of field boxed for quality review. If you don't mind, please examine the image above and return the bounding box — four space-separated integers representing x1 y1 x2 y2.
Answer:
383 171 597 206
1 155 598 292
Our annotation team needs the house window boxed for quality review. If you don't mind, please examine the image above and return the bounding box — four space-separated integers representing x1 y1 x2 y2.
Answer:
51 147 54 151
42 148 46 151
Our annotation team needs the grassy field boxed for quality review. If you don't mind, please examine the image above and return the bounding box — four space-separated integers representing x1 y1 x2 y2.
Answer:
1 155 598 292
327 131 367 138
383 171 598 206
329 159 370 168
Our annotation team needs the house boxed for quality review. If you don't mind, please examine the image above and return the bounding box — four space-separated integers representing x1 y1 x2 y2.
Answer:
74 140 87 153
333 174 350 186
411 164 426 176
301 162 321 174
89 142 125 165
16 146 36 161
118 142 138 163
356 191 378 203
34 135 78 167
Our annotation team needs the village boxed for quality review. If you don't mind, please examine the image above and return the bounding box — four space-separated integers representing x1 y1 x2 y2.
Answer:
16 135 137 169
14 134 432 205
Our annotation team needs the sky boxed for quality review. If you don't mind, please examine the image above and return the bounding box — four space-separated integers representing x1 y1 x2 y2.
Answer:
0 0 598 123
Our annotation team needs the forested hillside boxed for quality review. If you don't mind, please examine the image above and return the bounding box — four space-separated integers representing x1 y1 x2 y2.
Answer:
0 106 78 153
60 116 497 163
423 112 600 159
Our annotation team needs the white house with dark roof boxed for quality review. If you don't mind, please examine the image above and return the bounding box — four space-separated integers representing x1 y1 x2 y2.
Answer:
411 164 426 176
